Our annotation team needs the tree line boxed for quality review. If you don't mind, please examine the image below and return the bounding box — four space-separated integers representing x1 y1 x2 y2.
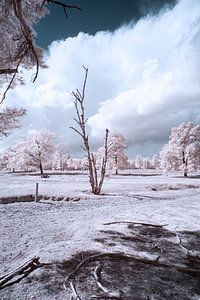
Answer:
1 122 199 179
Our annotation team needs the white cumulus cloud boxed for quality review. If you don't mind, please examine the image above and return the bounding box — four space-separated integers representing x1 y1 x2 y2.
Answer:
2 0 200 157
88 0 200 156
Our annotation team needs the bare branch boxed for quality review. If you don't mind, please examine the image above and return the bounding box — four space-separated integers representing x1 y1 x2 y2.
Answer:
43 0 82 14
69 126 84 138
0 73 17 105
82 66 88 100
80 145 87 152
0 69 18 75
0 53 25 104
76 89 83 101
12 0 40 83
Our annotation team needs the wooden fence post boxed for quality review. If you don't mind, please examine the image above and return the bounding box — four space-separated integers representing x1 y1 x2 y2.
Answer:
35 182 39 202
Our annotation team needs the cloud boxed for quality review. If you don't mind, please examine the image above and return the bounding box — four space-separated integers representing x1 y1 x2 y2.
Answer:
88 0 200 153
2 0 200 157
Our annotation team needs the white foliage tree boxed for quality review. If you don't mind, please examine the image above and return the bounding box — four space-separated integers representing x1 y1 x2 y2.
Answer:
134 155 144 169
150 155 160 169
4 141 30 171
0 155 5 170
0 107 26 137
186 142 200 173
67 158 80 170
52 144 70 171
0 0 81 102
128 159 136 169
24 130 55 176
160 122 200 176
0 0 46 101
97 132 128 174
160 143 181 173
5 130 55 175
129 155 160 170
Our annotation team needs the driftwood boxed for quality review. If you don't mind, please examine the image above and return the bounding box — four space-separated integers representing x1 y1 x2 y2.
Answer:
103 221 167 228
0 256 43 289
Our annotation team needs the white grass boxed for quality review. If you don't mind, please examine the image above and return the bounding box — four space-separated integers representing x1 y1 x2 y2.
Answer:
0 170 200 298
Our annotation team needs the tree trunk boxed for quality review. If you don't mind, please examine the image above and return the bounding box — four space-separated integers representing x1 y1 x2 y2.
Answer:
115 155 118 175
39 162 44 177
182 151 187 177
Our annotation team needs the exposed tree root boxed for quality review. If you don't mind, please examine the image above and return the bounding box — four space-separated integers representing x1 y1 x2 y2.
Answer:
66 253 107 282
63 251 200 299
65 251 200 286
176 232 200 263
103 221 167 227
0 256 44 289
92 263 123 299
63 278 82 300
69 281 82 300
1 225 199 298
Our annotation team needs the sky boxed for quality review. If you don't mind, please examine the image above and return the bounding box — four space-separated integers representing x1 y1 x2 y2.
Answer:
1 0 200 158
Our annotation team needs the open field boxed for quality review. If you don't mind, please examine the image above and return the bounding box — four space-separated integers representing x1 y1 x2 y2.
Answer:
0 171 200 299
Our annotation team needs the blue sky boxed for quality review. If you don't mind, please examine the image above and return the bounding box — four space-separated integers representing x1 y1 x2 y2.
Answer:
36 0 176 48
1 0 200 158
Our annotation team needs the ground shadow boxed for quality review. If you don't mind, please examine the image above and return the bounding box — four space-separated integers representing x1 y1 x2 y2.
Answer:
1 225 200 299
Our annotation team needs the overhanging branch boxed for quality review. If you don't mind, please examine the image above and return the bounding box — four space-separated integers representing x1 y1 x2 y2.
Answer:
0 69 18 75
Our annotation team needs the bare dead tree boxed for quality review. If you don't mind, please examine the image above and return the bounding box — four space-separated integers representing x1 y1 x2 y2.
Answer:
70 67 109 195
